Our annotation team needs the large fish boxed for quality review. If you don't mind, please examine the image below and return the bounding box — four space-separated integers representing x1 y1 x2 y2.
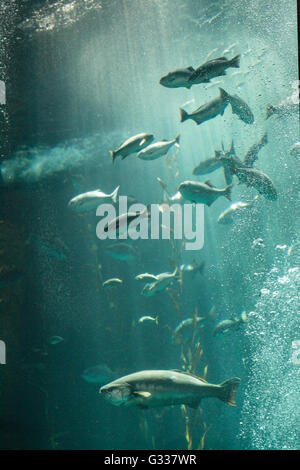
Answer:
178 180 233 206
228 93 254 124
188 55 240 84
217 196 259 224
100 369 241 409
179 88 230 126
137 135 180 161
193 151 223 175
159 67 196 89
110 133 154 164
68 185 119 213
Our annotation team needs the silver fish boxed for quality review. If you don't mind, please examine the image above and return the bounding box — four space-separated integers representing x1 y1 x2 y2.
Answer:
138 316 159 326
188 55 240 84
135 273 158 282
103 206 149 236
179 88 230 126
68 185 119 213
110 133 154 164
213 311 247 336
193 151 223 175
100 369 241 409
178 180 233 207
137 135 180 161
102 278 123 287
217 196 259 224
142 268 179 297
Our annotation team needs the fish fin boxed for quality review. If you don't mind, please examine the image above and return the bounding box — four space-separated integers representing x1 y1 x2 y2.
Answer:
229 140 236 156
206 200 214 207
174 133 180 146
219 87 231 102
229 54 241 68
134 391 151 398
179 108 189 123
109 150 116 164
204 180 215 188
187 66 195 72
111 185 120 204
214 150 222 159
139 138 146 146
241 311 247 323
185 85 192 89
218 377 241 406
224 183 233 201
121 155 127 160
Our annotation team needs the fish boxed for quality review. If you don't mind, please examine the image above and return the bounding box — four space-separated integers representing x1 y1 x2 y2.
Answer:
188 55 240 84
173 317 205 345
103 206 149 236
217 196 259 224
213 311 248 336
141 268 179 297
82 364 115 384
180 260 205 276
159 67 196 89
234 167 277 201
48 335 64 345
137 135 180 161
243 132 268 167
178 180 233 207
266 95 299 119
109 133 154 164
228 93 255 124
192 151 223 175
105 243 139 262
68 185 120 213
290 142 300 159
179 88 231 126
102 278 123 287
138 316 159 326
135 273 158 282
100 369 241 409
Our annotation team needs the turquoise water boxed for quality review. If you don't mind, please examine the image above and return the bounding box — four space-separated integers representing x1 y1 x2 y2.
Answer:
0 0 299 450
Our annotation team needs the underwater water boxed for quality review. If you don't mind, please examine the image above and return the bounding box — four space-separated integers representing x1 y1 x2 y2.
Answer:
0 0 299 450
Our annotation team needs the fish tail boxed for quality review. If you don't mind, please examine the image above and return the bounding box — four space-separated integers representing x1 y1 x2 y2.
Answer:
174 133 181 146
224 183 233 201
218 377 241 406
230 54 240 68
111 185 120 204
218 87 231 103
155 316 159 326
266 104 275 119
261 131 268 145
240 311 248 323
179 108 189 123
109 150 116 164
